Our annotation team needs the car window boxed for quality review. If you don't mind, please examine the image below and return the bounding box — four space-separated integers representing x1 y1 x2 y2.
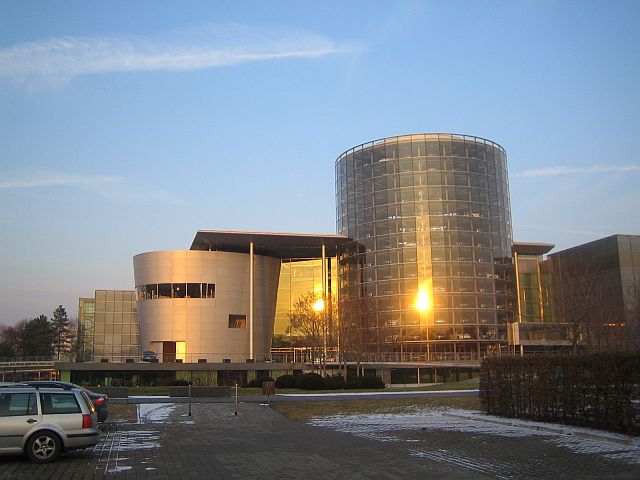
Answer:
80 391 95 412
0 393 37 416
40 393 81 414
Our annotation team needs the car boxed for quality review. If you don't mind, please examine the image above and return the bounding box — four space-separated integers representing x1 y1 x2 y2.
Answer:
0 383 100 463
20 381 109 423
142 351 158 362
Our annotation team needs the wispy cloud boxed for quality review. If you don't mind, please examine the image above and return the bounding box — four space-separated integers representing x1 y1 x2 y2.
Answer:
0 25 356 86
0 172 119 189
512 165 640 178
0 170 184 205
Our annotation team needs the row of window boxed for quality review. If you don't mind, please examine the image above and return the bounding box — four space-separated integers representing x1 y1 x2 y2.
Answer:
338 154 505 176
136 283 215 301
340 305 513 325
337 137 505 165
0 392 81 417
339 170 507 194
340 188 508 209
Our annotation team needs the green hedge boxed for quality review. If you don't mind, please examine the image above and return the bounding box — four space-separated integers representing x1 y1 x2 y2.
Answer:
273 373 386 390
480 354 640 434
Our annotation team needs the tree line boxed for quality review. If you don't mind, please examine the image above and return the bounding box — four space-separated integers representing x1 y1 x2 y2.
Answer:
0 305 76 360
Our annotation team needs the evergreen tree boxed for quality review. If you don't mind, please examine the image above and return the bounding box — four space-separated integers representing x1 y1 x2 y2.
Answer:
21 315 53 358
51 305 72 360
0 323 23 358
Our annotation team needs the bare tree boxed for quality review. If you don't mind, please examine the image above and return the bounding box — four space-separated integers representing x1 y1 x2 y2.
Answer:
337 297 369 379
289 292 327 370
624 287 640 352
551 258 604 353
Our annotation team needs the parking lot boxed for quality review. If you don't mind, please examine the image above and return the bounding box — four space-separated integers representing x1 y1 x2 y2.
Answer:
1 400 639 479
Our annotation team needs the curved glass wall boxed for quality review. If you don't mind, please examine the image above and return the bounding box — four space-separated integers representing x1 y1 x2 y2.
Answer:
336 133 515 360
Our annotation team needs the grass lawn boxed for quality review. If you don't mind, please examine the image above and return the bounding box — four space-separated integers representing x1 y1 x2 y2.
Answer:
103 378 479 397
106 404 139 423
270 394 480 421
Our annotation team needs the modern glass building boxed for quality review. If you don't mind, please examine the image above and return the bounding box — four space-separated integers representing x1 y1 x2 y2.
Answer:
131 231 347 363
508 242 571 353
541 234 640 351
77 290 140 362
336 133 516 361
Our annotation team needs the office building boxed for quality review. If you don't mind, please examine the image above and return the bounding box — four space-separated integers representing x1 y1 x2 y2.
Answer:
134 232 346 363
541 234 640 351
336 133 515 361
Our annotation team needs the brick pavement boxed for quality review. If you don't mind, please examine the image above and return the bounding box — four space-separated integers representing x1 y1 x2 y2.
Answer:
0 402 638 479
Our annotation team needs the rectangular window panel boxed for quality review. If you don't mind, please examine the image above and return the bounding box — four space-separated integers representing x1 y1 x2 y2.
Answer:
228 315 246 329
187 283 201 298
40 393 81 414
0 393 37 416
172 283 186 298
157 284 171 298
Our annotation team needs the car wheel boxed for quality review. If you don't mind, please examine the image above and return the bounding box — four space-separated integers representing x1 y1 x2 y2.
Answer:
26 430 61 463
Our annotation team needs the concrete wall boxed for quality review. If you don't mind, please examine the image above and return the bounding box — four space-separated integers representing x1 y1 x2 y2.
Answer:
133 250 281 362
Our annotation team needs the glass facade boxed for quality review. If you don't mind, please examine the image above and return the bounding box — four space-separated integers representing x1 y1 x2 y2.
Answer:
274 258 337 339
77 298 95 362
336 133 515 360
540 234 640 351
77 290 140 362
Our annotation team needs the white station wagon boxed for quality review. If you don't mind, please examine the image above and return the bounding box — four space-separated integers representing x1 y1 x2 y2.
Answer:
0 384 100 463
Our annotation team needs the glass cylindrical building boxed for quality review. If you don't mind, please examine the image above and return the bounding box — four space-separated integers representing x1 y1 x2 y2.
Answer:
336 133 515 361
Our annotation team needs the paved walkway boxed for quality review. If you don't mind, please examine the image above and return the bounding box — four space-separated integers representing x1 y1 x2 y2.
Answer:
0 402 639 479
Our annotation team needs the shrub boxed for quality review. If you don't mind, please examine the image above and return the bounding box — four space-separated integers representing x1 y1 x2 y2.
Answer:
346 375 386 389
358 375 386 389
324 374 346 390
169 379 190 386
275 374 298 389
295 372 325 390
480 353 640 434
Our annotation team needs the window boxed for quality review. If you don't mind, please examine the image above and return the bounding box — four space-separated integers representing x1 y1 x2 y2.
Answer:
0 393 37 416
172 283 186 298
40 393 81 414
157 283 171 298
135 283 215 300
228 315 246 329
145 284 158 299
187 283 201 298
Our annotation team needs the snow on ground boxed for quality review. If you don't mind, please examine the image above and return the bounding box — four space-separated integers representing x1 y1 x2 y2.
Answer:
309 407 640 467
137 403 177 423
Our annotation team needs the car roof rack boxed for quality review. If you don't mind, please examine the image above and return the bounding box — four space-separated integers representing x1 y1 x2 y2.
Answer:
0 382 74 391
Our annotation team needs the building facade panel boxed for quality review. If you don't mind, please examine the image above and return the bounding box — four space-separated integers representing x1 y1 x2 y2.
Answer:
77 290 139 362
133 250 281 363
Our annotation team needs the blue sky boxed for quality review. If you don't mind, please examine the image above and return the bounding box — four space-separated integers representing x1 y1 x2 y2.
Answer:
1 1 639 324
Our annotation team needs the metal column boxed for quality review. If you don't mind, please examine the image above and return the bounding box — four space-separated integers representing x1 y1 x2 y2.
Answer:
322 244 327 374
249 241 254 360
